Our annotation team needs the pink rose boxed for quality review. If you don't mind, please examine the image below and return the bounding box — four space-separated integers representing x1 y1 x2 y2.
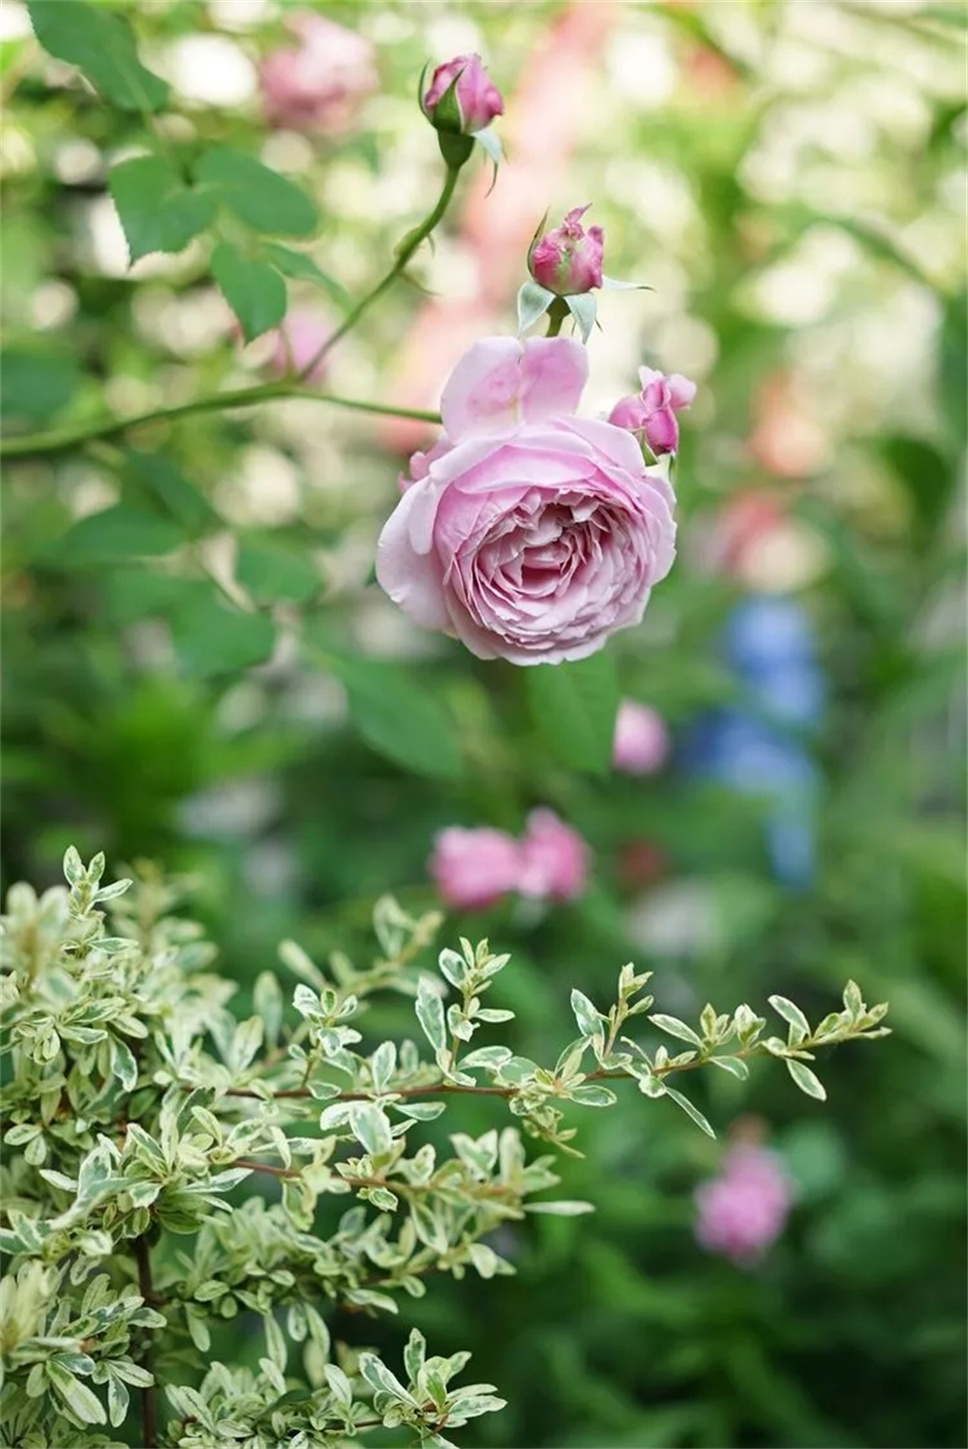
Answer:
529 204 604 296
609 366 697 458
423 54 504 134
260 14 377 134
612 700 670 775
267 310 332 383
429 826 521 910
376 336 677 665
694 1144 792 1265
519 809 590 903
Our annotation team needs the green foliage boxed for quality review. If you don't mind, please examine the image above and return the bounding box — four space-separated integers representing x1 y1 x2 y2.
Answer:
0 852 887 1447
109 157 216 264
27 0 169 112
526 653 620 776
209 244 288 344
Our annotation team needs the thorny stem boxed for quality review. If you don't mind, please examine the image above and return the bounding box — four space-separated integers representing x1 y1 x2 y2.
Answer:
297 163 463 382
1 165 465 464
132 1235 159 1449
0 388 441 461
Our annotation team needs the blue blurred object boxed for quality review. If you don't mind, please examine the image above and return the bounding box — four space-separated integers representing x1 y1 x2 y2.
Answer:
684 595 825 889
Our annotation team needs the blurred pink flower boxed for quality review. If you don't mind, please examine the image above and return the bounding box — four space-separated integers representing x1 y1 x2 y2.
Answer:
260 13 377 134
613 700 670 775
267 310 332 383
423 54 504 134
519 808 590 903
377 336 677 665
694 1144 792 1265
529 204 604 296
429 826 522 910
609 367 697 458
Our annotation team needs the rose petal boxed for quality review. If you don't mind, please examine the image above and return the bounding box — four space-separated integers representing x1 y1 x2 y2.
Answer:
375 481 451 630
519 337 588 422
440 336 528 441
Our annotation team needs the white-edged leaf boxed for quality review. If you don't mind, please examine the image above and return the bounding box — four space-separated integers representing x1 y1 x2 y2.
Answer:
786 1058 827 1101
708 1055 750 1080
664 1086 716 1138
415 976 446 1055
769 995 811 1040
525 1199 595 1215
648 1014 704 1048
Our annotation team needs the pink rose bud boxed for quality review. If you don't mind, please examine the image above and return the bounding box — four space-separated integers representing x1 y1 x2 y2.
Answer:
429 826 522 910
612 700 670 775
423 53 504 134
528 204 604 296
260 13 377 134
694 1144 793 1265
267 310 332 383
519 808 590 903
609 366 697 458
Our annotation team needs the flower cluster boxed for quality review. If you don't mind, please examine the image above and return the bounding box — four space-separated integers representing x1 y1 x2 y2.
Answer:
695 1142 793 1264
430 809 589 910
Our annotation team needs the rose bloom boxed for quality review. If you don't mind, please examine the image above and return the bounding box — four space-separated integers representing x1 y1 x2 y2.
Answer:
267 310 332 383
518 809 590 903
423 53 504 134
376 336 676 665
694 1144 792 1265
260 14 377 133
613 700 669 775
609 366 697 457
429 826 522 910
529 203 604 296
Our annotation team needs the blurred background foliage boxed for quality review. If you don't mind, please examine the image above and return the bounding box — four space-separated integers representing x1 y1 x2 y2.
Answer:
1 1 966 1445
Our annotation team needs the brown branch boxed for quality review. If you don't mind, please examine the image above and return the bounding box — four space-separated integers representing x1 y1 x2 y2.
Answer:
133 1235 158 1449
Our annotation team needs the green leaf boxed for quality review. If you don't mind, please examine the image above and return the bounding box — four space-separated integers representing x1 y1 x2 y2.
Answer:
648 1014 704 1047
786 1058 827 1101
125 452 218 536
53 506 184 567
565 292 597 343
195 146 317 237
262 243 353 312
170 590 276 678
109 156 215 263
524 1199 595 1215
768 994 811 1041
321 653 463 780
28 1 168 111
236 540 321 604
47 1360 107 1427
517 280 554 335
0 348 80 423
415 977 446 1055
527 650 619 776
209 243 287 343
664 1086 716 1138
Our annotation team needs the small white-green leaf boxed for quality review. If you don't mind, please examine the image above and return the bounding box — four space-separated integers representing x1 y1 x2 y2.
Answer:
786 1058 827 1101
664 1086 716 1138
349 1102 393 1158
708 1055 750 1080
769 995 811 1040
415 976 446 1055
525 1199 595 1215
570 989 604 1041
648 1014 704 1048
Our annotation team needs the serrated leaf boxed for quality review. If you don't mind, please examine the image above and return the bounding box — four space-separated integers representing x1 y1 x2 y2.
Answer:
210 242 287 343
195 146 317 237
262 243 352 311
110 156 215 263
169 588 275 678
236 540 320 604
527 651 619 776
320 652 463 781
28 1 168 111
786 1058 827 1101
53 506 184 567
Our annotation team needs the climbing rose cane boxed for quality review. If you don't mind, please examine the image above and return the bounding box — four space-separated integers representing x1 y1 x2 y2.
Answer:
376 336 677 665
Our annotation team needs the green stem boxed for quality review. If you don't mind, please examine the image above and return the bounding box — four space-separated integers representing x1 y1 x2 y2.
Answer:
296 164 463 382
0 388 441 461
545 298 569 338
